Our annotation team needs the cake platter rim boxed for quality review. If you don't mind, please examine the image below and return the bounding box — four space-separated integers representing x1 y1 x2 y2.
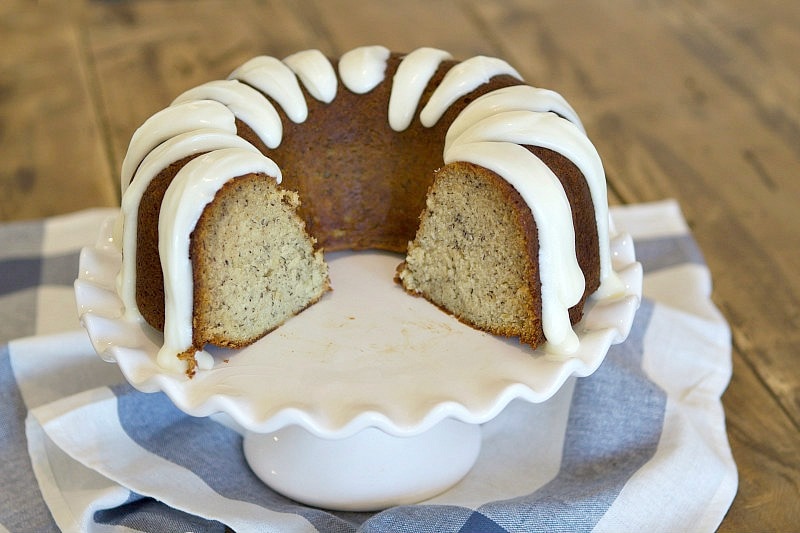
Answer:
75 213 642 439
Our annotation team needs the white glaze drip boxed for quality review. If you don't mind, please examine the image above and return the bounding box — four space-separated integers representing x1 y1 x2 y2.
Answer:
338 45 390 94
283 49 338 104
157 148 282 373
388 47 453 131
446 110 624 299
171 80 283 149
118 129 261 325
120 100 236 194
445 85 586 148
229 56 308 123
420 56 523 128
444 141 583 354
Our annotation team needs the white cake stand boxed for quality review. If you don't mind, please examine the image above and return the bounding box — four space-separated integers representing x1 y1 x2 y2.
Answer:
75 215 642 511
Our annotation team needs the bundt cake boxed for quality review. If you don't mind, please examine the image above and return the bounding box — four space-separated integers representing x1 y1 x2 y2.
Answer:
116 45 624 377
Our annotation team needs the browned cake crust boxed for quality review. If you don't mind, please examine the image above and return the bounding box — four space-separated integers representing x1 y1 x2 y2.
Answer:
237 54 523 252
135 154 200 331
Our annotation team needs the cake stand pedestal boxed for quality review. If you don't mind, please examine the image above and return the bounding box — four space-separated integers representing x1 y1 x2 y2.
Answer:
243 419 481 511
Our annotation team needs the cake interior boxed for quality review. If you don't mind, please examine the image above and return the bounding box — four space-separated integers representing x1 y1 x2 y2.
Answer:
399 162 543 347
189 173 329 348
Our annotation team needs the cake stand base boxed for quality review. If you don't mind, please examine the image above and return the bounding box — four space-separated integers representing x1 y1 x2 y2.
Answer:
242 419 482 511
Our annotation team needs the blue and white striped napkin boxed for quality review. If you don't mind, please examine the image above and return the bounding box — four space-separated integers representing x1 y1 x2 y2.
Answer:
0 201 737 533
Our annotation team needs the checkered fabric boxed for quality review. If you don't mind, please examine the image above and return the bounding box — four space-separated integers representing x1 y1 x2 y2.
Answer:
0 201 737 533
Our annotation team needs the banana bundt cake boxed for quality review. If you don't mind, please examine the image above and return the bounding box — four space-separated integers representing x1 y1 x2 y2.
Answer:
115 46 623 376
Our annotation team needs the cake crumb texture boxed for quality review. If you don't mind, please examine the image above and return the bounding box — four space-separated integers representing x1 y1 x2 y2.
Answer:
190 173 330 349
399 162 544 347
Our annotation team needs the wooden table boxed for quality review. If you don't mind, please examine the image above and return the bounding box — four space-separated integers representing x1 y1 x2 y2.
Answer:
2 1 798 530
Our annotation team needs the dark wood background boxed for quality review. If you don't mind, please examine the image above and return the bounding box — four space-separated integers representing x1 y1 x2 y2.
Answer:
2 1 798 530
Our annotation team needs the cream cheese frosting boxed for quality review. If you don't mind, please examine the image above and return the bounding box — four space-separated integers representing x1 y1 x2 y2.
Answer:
388 47 453 131
228 56 308 123
420 56 523 128
338 45 390 94
120 100 236 194
445 109 623 303
172 80 283 149
283 49 338 104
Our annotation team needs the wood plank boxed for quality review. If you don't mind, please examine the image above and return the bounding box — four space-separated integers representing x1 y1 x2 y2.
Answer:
0 1 116 220
720 349 800 530
305 0 505 57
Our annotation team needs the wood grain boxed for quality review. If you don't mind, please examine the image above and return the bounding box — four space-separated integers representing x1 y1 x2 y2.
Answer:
0 1 116 218
1 0 798 530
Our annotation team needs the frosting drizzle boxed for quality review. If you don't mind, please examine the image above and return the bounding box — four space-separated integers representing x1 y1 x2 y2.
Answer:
446 109 623 301
171 80 284 149
229 56 308 123
120 100 236 194
388 47 453 131
338 45 391 94
420 56 523 127
283 49 338 104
